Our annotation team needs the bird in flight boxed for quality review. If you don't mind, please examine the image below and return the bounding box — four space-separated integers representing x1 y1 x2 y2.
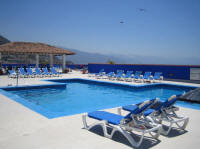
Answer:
138 8 146 12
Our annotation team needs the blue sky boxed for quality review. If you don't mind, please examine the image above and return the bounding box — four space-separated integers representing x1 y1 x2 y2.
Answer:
0 0 200 64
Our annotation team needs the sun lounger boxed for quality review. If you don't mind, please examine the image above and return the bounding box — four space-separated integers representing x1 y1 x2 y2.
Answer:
120 95 189 135
141 72 152 82
88 69 105 77
145 95 189 135
42 68 52 77
50 67 60 77
122 71 133 81
132 71 142 82
26 68 35 77
82 100 161 147
18 68 28 77
150 72 163 82
35 68 45 77
117 98 159 115
8 70 17 78
115 70 124 80
105 72 115 80
95 69 106 79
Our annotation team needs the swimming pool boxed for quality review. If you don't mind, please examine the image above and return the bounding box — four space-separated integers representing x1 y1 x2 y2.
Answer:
0 79 199 118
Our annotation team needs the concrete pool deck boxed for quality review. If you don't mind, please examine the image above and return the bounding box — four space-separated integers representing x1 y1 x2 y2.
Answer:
0 70 200 149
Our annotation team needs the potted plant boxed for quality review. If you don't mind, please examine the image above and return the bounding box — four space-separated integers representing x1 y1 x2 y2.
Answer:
82 67 87 74
0 68 3 75
64 68 69 73
82 68 86 74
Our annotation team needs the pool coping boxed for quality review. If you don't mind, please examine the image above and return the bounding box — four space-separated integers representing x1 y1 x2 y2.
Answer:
0 78 199 119
46 78 198 89
0 82 67 90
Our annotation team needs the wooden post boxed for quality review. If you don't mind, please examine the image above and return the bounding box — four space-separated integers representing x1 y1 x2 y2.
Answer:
49 54 53 67
36 54 39 67
62 54 66 72
25 54 29 67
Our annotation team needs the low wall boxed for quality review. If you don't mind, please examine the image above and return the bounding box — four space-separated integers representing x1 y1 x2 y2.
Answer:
66 64 88 69
88 63 200 80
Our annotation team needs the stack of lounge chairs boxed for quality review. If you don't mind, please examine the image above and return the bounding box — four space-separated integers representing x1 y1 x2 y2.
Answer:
7 67 61 78
82 94 189 147
89 69 163 83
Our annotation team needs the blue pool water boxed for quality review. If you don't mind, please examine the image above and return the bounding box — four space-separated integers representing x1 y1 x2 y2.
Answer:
1 79 199 118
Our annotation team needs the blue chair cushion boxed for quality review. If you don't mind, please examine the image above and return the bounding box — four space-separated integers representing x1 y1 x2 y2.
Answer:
122 104 138 112
143 109 154 116
88 111 124 125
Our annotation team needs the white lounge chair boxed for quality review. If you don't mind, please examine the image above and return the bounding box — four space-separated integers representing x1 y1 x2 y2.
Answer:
82 100 161 147
8 70 17 78
120 95 189 135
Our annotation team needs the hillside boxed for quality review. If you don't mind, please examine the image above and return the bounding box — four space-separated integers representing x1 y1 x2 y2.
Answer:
0 35 10 45
0 35 199 65
66 49 141 64
66 49 200 65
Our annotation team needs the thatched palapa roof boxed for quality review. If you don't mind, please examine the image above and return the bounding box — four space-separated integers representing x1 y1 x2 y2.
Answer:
0 35 10 45
0 42 75 55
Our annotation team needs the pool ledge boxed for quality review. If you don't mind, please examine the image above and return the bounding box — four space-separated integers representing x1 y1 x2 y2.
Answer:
0 82 67 91
47 78 198 89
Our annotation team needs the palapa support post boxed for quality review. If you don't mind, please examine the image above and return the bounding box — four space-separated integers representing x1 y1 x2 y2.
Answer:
49 54 53 68
36 54 39 68
62 54 66 72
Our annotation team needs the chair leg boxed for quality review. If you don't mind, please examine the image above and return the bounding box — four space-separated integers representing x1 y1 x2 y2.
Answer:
161 122 173 135
117 107 122 115
82 114 108 136
110 125 144 148
145 116 162 139
159 117 189 135
174 117 189 130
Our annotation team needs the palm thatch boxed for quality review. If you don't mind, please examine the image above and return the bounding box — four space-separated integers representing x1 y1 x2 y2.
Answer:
0 42 75 55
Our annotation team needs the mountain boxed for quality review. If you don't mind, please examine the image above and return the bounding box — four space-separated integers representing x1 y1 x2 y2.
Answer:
65 49 200 65
66 49 141 64
0 35 10 45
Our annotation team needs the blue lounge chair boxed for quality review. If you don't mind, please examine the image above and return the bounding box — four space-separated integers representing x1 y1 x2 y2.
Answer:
82 100 161 148
35 68 45 77
150 72 163 82
26 68 35 77
120 95 189 135
18 68 28 77
88 69 104 77
117 98 159 115
115 70 124 80
8 70 17 78
50 67 60 77
141 72 152 82
132 71 142 81
105 72 115 80
122 71 133 81
95 69 106 79
42 68 52 77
